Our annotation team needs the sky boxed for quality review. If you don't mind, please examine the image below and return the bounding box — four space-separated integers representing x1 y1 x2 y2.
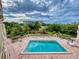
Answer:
1 0 79 24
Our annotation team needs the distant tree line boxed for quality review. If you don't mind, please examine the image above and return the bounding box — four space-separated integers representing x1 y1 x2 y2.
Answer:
4 21 78 40
46 24 78 37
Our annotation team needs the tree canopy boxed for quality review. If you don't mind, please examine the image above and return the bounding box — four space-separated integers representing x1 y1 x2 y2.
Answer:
4 22 78 40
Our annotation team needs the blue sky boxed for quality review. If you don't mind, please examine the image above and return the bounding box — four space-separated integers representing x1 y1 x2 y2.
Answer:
2 0 79 24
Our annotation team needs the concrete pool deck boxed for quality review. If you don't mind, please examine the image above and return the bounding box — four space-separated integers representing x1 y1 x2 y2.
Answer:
7 35 79 59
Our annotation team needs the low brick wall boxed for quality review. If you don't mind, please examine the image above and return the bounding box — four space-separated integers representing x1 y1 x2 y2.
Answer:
20 53 72 59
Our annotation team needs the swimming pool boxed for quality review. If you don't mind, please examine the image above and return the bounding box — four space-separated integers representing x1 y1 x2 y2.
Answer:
24 40 67 52
21 40 72 59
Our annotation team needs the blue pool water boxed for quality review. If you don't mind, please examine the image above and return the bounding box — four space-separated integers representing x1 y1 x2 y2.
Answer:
24 40 67 52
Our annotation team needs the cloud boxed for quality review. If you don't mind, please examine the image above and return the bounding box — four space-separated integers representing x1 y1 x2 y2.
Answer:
2 0 16 7
2 0 79 24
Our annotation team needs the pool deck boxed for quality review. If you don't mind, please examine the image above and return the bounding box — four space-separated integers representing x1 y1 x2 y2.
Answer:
6 35 79 59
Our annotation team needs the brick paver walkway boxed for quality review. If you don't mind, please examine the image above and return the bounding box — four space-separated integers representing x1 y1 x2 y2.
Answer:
7 36 79 59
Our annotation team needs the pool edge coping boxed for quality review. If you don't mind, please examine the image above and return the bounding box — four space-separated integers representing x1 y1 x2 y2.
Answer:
20 39 72 55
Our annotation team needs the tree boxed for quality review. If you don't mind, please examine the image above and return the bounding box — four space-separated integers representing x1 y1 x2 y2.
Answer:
29 21 42 30
22 23 30 34
34 21 42 30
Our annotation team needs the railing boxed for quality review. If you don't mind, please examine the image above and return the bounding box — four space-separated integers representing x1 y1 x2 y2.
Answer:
0 24 5 59
0 24 9 59
20 53 73 59
30 34 53 36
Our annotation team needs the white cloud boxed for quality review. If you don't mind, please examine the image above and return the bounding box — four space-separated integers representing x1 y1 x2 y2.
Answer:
2 0 16 7
2 0 79 24
3 13 27 22
26 11 47 16
9 13 26 17
30 0 52 7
